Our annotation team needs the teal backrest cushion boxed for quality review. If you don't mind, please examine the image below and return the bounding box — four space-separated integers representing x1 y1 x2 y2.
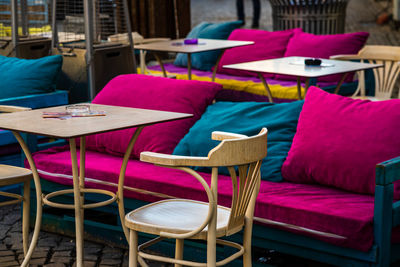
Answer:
173 100 304 182
173 21 243 71
0 55 63 99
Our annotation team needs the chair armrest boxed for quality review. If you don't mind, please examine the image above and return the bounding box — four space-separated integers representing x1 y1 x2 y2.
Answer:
330 54 360 60
140 151 209 167
211 131 247 141
376 156 400 186
0 105 31 113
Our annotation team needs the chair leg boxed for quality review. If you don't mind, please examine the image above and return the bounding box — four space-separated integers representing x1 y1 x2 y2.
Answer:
242 217 253 267
22 180 31 256
129 230 138 267
207 218 217 267
174 239 184 267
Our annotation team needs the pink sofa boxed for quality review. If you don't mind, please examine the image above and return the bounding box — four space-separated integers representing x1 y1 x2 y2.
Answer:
29 74 400 266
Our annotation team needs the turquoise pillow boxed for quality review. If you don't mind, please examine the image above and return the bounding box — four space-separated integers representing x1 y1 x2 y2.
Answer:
173 101 304 182
0 55 63 99
174 21 243 71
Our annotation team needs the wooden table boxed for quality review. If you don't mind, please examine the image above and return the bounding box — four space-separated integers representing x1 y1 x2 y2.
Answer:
0 104 192 267
223 56 383 102
135 38 254 80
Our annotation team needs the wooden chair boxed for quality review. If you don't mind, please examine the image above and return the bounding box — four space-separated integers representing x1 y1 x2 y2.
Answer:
125 128 268 267
331 45 400 100
0 105 33 257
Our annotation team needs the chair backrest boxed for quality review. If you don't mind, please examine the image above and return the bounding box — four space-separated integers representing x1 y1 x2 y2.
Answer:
357 45 400 99
209 128 267 235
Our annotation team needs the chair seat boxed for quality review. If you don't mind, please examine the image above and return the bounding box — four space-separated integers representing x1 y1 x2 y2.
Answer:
0 164 32 186
125 199 233 239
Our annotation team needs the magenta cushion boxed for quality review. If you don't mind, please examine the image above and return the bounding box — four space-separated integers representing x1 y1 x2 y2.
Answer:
282 86 400 197
276 31 369 82
30 145 399 251
215 28 300 78
88 74 221 158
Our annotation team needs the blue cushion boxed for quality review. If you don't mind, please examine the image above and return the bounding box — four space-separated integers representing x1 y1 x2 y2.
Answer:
0 55 63 99
173 100 304 182
173 21 242 71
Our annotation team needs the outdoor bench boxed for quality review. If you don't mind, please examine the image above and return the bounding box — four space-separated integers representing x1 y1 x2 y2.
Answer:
27 74 400 266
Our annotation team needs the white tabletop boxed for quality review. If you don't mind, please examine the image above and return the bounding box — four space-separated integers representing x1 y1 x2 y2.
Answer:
135 38 254 54
223 56 382 78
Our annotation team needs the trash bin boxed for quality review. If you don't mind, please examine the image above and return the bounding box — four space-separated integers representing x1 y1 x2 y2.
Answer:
269 0 349 34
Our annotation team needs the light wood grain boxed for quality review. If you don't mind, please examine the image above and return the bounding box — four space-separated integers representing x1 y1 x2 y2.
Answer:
0 104 192 138
0 164 32 186
0 105 31 113
126 128 268 267
332 45 400 99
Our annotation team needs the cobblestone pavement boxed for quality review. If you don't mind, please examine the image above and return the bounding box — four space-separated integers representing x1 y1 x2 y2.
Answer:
2 1 400 266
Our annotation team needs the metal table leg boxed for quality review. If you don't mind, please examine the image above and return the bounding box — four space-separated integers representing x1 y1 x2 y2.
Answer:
257 73 274 103
13 132 43 267
117 126 144 241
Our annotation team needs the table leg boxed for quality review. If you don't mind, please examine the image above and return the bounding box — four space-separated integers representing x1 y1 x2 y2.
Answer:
212 50 225 82
187 54 192 80
305 78 311 96
117 126 144 242
139 50 147 74
154 53 167 78
296 77 302 100
333 73 349 95
79 137 86 244
69 138 84 267
257 73 274 103
13 132 43 267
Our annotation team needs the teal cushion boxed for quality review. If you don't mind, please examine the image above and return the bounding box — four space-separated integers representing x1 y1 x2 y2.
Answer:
173 21 242 71
173 100 304 182
0 55 63 99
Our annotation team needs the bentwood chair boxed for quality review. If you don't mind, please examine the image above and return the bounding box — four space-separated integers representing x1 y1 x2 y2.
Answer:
331 45 400 100
125 128 268 267
0 105 33 257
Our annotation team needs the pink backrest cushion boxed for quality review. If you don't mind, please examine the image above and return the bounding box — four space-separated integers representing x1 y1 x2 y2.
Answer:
281 86 400 197
215 28 301 78
276 31 369 82
88 74 222 158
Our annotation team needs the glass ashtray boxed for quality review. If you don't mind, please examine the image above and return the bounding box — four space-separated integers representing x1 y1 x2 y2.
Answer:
65 104 90 115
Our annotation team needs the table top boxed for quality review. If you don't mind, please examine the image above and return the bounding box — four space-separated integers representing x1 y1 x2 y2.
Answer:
223 56 383 78
134 38 254 53
0 104 192 139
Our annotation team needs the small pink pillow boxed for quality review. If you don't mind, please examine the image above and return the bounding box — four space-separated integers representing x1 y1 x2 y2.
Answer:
282 86 400 197
276 31 369 82
88 74 222 158
215 28 301 78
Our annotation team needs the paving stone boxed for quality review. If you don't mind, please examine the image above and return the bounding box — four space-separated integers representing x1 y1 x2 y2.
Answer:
72 260 97 267
43 263 66 267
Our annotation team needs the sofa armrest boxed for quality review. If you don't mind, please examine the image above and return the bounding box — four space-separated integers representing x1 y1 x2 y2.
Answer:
376 156 400 186
0 105 31 113
211 131 247 141
140 152 209 167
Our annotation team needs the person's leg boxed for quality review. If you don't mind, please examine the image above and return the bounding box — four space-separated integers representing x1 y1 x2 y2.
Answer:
236 0 245 25
252 0 261 28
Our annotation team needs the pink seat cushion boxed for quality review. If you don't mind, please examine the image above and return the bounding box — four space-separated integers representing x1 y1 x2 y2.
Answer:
30 146 400 252
215 28 300 78
276 31 369 82
282 86 400 197
88 74 221 158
